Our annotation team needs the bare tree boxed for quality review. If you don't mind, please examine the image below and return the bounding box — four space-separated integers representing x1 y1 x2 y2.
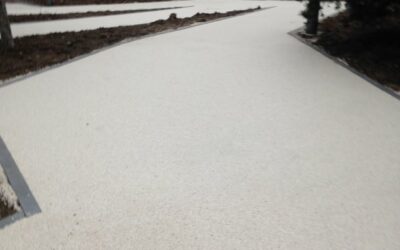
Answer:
0 0 14 49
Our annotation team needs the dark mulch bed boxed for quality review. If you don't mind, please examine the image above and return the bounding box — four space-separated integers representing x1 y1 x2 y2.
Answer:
0 201 16 220
0 8 260 81
309 11 400 91
9 6 188 23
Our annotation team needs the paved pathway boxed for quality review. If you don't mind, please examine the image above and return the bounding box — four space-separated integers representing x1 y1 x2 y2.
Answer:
1 2 400 249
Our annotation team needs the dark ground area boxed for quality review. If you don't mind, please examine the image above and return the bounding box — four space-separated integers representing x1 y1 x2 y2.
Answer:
9 6 187 23
0 8 260 81
312 11 400 91
0 201 16 220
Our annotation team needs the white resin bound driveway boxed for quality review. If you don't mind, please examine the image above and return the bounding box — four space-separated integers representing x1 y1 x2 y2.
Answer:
1 2 400 249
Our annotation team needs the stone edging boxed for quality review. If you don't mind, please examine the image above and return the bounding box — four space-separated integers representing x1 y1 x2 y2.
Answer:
288 27 400 101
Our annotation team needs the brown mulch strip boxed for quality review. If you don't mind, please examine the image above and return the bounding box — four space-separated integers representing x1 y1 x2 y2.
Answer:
9 6 188 23
0 8 260 81
311 11 400 91
0 201 16 220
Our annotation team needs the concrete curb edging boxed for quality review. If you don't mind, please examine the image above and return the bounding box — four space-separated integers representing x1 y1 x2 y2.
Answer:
0 7 274 89
0 136 41 229
288 27 400 102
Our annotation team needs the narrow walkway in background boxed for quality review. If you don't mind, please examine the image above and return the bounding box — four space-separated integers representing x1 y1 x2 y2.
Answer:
9 0 269 37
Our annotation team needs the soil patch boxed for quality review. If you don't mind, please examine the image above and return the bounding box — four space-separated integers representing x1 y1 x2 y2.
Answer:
0 8 261 81
0 201 16 219
9 6 189 23
300 10 400 92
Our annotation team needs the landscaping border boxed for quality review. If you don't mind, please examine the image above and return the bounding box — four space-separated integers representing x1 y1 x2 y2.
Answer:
9 6 192 23
288 27 400 101
0 7 273 88
0 136 41 229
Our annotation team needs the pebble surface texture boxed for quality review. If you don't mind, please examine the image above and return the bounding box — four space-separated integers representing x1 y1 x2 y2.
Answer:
0 1 400 249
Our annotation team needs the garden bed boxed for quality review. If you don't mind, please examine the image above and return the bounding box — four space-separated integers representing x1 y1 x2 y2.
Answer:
0 202 16 220
299 11 400 93
0 167 19 221
9 6 188 23
0 8 261 81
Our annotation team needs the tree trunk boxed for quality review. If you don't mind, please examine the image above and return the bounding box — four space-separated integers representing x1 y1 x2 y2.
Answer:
0 0 14 49
305 0 321 35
